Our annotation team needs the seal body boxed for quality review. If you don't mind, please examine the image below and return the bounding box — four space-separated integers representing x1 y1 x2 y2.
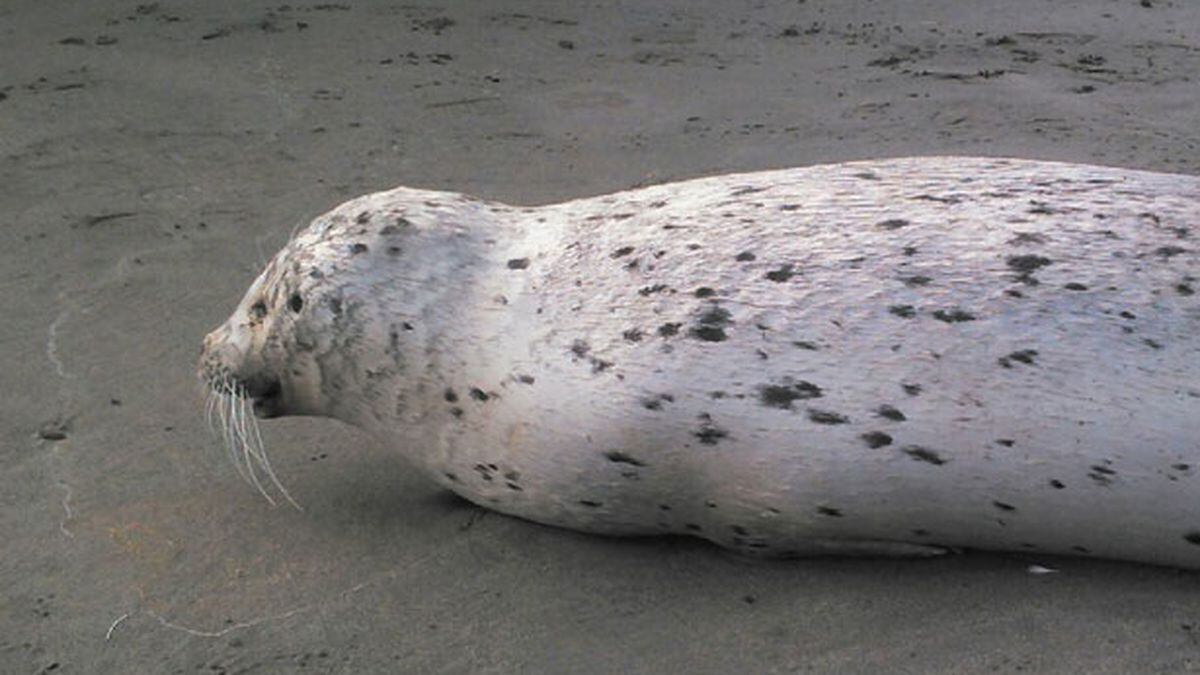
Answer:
200 157 1200 568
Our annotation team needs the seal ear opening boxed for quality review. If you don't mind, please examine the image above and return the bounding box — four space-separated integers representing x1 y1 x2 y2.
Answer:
289 293 304 313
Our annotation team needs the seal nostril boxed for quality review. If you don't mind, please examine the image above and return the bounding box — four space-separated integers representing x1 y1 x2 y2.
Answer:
289 293 304 313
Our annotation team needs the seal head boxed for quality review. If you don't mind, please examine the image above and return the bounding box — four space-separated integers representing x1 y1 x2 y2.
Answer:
199 187 501 425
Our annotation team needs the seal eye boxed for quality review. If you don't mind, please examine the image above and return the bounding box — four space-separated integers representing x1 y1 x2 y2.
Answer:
249 300 268 320
289 293 304 313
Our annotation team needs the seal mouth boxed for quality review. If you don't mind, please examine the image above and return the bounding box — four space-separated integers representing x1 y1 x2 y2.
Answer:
249 379 284 419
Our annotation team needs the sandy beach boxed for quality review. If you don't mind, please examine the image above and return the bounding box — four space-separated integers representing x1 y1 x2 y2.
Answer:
3 0 1199 671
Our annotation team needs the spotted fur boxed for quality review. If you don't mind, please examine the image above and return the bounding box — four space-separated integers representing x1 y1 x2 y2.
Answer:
200 157 1200 568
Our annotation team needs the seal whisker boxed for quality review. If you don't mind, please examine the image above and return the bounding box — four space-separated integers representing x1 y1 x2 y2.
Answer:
245 406 302 511
233 390 277 506
204 386 220 435
219 381 253 487
203 375 300 508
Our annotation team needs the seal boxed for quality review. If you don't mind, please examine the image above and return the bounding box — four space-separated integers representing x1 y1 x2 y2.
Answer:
199 156 1200 568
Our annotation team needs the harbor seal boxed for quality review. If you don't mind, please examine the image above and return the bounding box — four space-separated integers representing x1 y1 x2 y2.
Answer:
199 156 1200 568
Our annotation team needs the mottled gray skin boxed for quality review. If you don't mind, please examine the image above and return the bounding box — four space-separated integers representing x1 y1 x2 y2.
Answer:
200 157 1200 568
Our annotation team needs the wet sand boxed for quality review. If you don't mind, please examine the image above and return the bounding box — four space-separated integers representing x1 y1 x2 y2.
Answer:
2 1 1199 672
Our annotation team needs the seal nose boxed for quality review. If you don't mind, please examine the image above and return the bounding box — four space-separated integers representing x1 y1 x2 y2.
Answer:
198 323 235 381
202 324 230 354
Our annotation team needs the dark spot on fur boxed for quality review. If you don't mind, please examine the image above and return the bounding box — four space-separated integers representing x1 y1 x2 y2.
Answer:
1088 464 1116 485
1071 546 1091 554
902 275 932 287
506 482 523 491
694 287 716 298
993 501 1017 512
808 409 849 425
690 306 732 342
288 294 304 313
912 194 961 204
1010 232 1048 245
998 349 1038 368
817 506 844 517
387 246 402 256
792 340 819 351
579 500 602 508
861 431 893 448
759 380 823 409
1178 283 1195 296
641 396 665 411
639 284 670 296
1119 310 1136 320
876 405 906 421
355 211 371 224
1143 338 1163 350
694 416 729 445
1063 282 1088 291
889 304 916 318
877 218 910 230
685 523 702 531
1049 479 1065 489
469 388 489 402
449 407 463 418
1184 532 1200 546
911 529 930 537
995 439 1015 447
611 246 635 258
623 328 644 342
604 451 646 467
517 374 535 384
570 340 590 358
658 322 681 337
443 472 459 482
731 525 749 535
443 389 458 403
731 185 767 196
506 258 530 269
764 264 796 282
690 327 726 342
1173 463 1191 472
735 251 756 262
1006 254 1053 279
903 246 918 256
1156 246 1187 259
903 445 947 465
350 242 368 254
902 383 922 396
932 308 976 323
779 204 801 211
